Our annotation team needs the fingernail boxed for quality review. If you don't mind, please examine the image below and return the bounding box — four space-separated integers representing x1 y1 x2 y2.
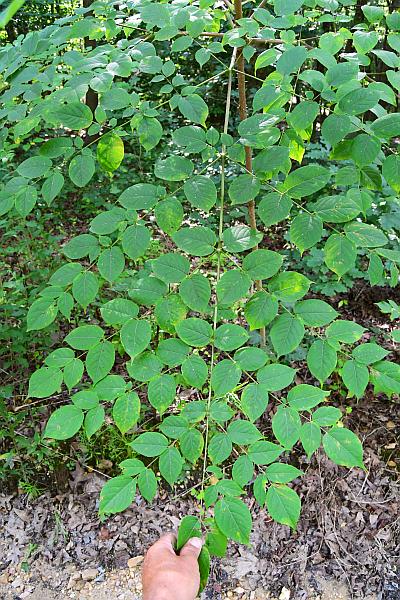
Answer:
188 537 203 548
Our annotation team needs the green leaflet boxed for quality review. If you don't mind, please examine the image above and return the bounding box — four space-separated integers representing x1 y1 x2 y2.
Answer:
99 476 136 516
228 174 261 205
324 234 357 277
300 422 321 458
175 318 213 348
258 193 292 227
180 428 204 463
138 469 158 502
152 253 190 283
173 226 217 256
266 485 301 530
322 428 364 469
44 405 84 440
113 392 140 433
178 94 208 126
157 338 189 367
155 198 183 234
338 88 380 115
50 102 93 130
294 299 338 326
41 172 65 205
321 114 352 147
69 153 96 187
101 299 139 326
248 441 284 465
122 225 151 260
222 225 263 252
27 298 58 331
307 339 337 383
208 433 232 464
177 516 201 551
131 432 169 457
340 360 369 398
214 323 249 351
269 271 311 302
118 183 160 210
181 355 208 388
280 165 330 199
28 367 63 398
232 455 254 487
272 405 301 449
85 405 105 439
184 176 217 211
217 269 251 305
159 447 183 486
155 295 187 333
97 247 125 282
179 274 211 312
265 463 303 484
227 420 262 445
211 360 242 397
148 374 176 415
97 133 124 172
243 249 283 280
86 341 115 383
290 213 323 253
214 497 252 544
270 314 305 357
240 383 269 422
287 384 329 411
155 156 194 181
72 272 99 308
371 114 400 139
257 364 296 391
120 319 152 358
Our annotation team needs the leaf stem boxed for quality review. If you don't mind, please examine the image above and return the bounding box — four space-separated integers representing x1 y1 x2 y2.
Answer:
200 48 238 519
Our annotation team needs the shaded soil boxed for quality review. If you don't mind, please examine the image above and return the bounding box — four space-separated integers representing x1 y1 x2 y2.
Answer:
343 281 400 328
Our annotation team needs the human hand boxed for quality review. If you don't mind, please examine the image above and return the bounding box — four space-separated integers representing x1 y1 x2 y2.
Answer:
142 532 203 600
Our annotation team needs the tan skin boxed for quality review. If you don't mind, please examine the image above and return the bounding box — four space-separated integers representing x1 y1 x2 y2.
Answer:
142 533 202 600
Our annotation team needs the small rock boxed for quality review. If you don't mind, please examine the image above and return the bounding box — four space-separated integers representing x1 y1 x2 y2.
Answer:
11 577 23 588
279 587 291 600
67 573 81 589
81 568 98 581
128 556 144 569
0 573 9 585
235 587 245 594
99 526 111 540
74 580 85 591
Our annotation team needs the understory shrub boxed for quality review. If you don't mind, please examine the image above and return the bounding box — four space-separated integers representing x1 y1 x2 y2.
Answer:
1 0 400 589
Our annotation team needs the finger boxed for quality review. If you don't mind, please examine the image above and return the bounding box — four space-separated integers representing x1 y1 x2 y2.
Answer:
147 532 177 558
179 536 203 560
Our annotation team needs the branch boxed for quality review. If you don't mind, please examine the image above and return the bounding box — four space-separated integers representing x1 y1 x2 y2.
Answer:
233 0 266 347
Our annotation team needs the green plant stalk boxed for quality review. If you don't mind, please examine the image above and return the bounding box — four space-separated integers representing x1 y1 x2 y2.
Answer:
200 47 238 513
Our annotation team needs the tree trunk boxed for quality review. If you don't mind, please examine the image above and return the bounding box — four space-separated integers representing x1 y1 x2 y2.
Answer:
234 0 266 347
82 0 99 143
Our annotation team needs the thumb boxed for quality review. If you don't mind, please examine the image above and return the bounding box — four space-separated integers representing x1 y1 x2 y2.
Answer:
179 536 203 559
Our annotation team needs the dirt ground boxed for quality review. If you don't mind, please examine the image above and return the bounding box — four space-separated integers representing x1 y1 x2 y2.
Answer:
1 395 399 600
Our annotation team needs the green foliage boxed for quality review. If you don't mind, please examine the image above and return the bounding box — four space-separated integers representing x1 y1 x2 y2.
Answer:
1 0 399 592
